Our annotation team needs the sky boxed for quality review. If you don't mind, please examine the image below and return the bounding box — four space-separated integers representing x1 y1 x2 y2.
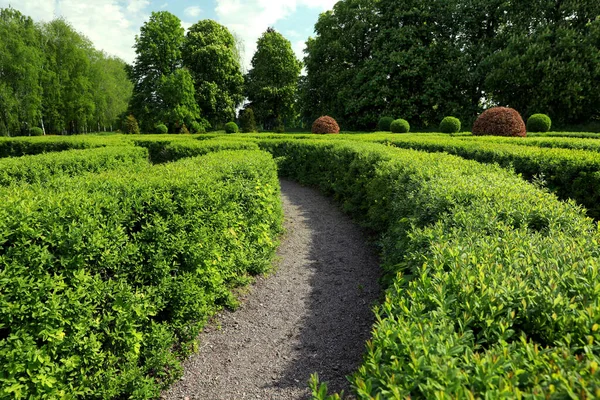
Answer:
0 0 339 70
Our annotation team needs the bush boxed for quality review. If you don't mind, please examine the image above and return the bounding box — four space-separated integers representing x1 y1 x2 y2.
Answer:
527 113 552 132
390 119 410 133
124 114 141 135
155 124 168 134
239 108 257 133
378 116 394 132
29 127 44 136
0 149 282 398
473 107 526 137
179 124 190 134
188 121 204 133
225 122 239 134
439 116 461 133
312 116 340 134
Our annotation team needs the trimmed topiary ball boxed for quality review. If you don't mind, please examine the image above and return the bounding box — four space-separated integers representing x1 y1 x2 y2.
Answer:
378 116 394 132
472 107 526 137
29 127 43 136
312 116 340 134
155 123 168 134
390 119 410 133
527 114 552 133
225 122 239 134
439 116 461 134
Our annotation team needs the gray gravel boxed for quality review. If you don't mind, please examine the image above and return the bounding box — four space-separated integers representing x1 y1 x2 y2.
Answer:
162 179 381 399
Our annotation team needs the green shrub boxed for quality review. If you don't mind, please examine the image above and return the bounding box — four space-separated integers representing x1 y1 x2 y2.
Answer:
0 146 149 186
155 124 168 134
390 119 410 133
439 116 461 133
124 114 141 135
0 149 282 398
257 138 600 398
134 138 259 164
29 127 44 136
239 108 257 133
378 116 394 132
225 122 239 134
527 113 552 132
188 121 204 133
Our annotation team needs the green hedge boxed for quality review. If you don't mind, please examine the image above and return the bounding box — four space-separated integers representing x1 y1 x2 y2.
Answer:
0 146 149 186
366 135 600 219
0 136 128 158
257 139 600 398
133 139 259 164
0 150 283 399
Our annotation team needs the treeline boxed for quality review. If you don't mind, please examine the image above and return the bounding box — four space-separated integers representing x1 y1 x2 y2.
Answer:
301 0 600 130
128 12 301 134
0 7 132 136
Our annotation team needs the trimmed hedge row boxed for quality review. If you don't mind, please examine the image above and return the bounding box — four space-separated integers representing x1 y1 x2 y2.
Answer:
0 136 128 158
256 138 600 398
367 135 600 219
458 134 600 153
134 139 259 164
0 146 149 186
0 150 283 399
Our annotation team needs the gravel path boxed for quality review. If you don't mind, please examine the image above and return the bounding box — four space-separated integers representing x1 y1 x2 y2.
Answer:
162 179 381 399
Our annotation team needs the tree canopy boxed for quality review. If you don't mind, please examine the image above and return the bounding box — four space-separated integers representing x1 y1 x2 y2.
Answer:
182 20 244 128
245 28 302 131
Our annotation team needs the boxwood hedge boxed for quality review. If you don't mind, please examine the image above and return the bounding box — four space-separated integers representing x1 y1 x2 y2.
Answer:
257 138 600 398
0 150 282 399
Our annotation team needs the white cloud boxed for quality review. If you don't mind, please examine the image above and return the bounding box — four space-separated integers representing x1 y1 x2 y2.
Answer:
184 5 202 18
0 0 150 64
215 0 335 71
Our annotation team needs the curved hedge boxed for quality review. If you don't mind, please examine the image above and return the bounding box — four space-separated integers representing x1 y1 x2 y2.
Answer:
258 138 600 398
0 150 283 399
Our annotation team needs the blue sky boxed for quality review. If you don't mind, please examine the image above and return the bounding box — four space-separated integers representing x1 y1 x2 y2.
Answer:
0 0 338 69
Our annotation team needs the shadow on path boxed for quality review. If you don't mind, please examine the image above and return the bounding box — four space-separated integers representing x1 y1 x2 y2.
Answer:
162 179 381 399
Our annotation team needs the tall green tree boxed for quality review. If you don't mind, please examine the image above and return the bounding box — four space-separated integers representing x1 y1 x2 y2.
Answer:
182 20 244 128
129 11 205 132
245 28 302 131
482 1 600 124
0 7 43 136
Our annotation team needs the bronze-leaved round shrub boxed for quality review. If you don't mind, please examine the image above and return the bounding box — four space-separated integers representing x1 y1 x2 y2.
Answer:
312 116 340 134
472 107 526 137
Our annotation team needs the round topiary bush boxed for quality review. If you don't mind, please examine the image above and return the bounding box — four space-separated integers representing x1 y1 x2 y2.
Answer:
378 116 394 132
439 116 461 134
390 119 410 133
312 116 340 134
29 127 43 136
472 107 526 137
527 113 551 133
155 123 168 134
225 122 239 134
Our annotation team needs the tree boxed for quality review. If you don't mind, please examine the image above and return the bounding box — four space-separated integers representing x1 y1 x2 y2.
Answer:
182 20 244 128
0 7 43 136
245 28 302 131
128 11 206 132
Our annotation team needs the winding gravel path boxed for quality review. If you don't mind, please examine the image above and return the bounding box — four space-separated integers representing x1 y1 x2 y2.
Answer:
163 179 381 399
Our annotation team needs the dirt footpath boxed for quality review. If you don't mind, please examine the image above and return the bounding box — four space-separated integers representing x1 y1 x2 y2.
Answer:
162 179 381 399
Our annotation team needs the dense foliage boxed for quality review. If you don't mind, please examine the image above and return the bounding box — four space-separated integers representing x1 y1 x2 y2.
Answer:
377 117 394 132
473 107 526 137
0 143 282 399
390 119 410 133
225 122 239 134
239 107 257 133
0 8 132 136
182 20 244 128
259 138 600 398
244 28 302 131
128 12 206 134
311 116 340 134
527 113 552 133
439 116 461 133
302 0 600 129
